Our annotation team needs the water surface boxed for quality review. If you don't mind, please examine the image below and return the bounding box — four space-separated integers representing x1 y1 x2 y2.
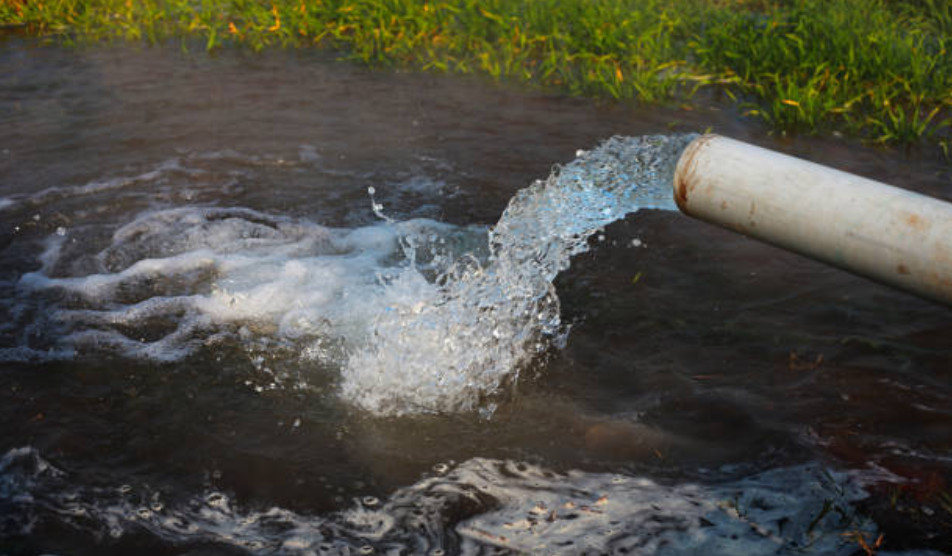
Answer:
1 40 951 555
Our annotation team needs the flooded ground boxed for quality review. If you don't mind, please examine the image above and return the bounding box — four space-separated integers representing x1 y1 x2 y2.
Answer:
1 39 951 555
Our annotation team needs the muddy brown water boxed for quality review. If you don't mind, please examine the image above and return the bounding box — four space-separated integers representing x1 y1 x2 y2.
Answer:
1 39 951 555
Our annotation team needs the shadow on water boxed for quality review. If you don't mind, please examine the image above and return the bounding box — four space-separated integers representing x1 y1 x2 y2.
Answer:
1 38 951 554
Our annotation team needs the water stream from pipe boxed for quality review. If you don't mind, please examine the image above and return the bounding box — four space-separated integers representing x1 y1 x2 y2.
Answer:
6 135 693 418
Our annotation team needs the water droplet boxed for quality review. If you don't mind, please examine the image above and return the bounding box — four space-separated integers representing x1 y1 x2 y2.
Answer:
55 226 66 236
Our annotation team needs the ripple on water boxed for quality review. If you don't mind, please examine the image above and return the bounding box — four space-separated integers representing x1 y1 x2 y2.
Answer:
0 446 883 555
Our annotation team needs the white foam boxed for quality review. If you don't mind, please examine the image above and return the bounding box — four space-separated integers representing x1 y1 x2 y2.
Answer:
14 206 485 374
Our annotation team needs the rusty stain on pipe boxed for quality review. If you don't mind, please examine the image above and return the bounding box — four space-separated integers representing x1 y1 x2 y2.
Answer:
672 134 952 306
673 133 714 212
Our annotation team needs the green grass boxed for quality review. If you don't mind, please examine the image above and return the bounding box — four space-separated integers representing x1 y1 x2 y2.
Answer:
2 0 950 151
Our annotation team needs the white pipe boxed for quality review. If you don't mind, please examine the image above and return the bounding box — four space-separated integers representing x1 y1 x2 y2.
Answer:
672 134 952 305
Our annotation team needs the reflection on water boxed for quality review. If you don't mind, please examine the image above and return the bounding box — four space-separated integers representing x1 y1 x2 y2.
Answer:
1 39 951 554
0 447 881 554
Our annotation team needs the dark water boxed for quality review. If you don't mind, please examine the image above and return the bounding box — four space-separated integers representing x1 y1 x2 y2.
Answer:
1 39 951 555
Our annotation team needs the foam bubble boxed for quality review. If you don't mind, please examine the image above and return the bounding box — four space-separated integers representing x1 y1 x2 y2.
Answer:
14 206 484 370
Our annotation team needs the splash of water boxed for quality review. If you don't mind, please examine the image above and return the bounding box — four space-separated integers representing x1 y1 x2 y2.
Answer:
342 134 695 416
6 135 694 416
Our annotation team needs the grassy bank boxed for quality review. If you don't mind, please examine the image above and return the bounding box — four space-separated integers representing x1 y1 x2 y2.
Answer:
2 0 950 152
